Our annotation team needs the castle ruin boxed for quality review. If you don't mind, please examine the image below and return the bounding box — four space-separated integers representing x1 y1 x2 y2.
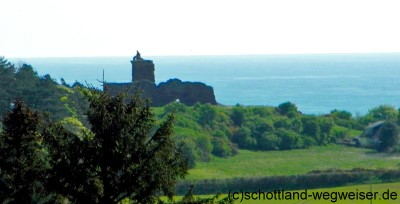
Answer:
104 51 217 106
131 51 155 83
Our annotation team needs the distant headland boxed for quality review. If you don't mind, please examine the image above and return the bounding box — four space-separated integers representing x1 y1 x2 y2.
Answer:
104 51 217 106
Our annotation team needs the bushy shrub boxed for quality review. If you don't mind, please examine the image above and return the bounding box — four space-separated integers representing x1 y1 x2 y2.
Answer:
302 117 320 138
231 127 256 149
195 103 217 127
377 122 399 152
257 132 281 150
180 140 198 168
212 137 237 158
163 101 188 115
360 105 398 125
156 101 368 165
230 106 246 126
276 129 304 150
330 109 352 120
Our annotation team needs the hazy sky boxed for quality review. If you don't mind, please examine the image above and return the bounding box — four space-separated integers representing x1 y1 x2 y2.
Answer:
1 0 400 57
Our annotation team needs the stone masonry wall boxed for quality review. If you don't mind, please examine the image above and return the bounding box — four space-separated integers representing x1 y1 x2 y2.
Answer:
104 79 217 106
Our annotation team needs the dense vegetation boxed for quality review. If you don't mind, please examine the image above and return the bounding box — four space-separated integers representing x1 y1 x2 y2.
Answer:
155 102 399 167
0 92 189 203
0 56 88 121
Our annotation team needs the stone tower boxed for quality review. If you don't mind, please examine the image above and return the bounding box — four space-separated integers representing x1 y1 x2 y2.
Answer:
131 51 155 83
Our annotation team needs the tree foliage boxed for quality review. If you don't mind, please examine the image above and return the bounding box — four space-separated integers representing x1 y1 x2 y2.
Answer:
1 91 189 203
230 106 246 126
277 102 299 118
196 103 217 127
361 105 398 125
156 102 364 162
0 56 87 121
0 100 50 203
377 122 399 152
330 109 352 120
45 91 188 203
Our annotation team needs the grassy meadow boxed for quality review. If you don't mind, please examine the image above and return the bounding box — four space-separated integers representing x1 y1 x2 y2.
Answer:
187 145 400 180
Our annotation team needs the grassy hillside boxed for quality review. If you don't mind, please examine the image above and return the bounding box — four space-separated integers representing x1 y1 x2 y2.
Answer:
187 145 400 180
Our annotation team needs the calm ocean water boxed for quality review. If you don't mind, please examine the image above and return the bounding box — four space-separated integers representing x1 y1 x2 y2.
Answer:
11 53 400 114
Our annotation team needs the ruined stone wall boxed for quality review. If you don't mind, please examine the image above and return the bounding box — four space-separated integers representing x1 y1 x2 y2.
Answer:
104 79 217 106
157 79 217 106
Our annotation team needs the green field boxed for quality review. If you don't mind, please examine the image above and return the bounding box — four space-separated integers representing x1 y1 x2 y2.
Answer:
232 182 400 204
187 145 400 180
235 183 400 204
169 182 400 204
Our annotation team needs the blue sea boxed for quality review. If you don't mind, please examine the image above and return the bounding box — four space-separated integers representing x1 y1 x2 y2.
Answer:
11 53 400 115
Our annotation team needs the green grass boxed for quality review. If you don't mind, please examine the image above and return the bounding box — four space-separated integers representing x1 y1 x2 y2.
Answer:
187 145 400 180
152 107 164 117
169 182 400 204
169 182 400 203
237 182 400 204
348 129 363 137
234 182 400 203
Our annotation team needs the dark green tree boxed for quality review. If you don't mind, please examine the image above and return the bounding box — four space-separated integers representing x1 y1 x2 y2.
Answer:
257 132 280 150
289 118 303 132
0 57 16 113
0 100 50 203
179 140 198 168
277 102 299 118
231 127 256 149
318 117 334 144
330 109 352 120
230 106 245 126
377 122 399 152
44 91 188 203
302 117 320 139
276 130 303 150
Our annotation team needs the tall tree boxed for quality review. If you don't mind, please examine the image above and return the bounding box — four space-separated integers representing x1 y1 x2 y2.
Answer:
0 57 16 113
0 100 50 203
45 91 188 203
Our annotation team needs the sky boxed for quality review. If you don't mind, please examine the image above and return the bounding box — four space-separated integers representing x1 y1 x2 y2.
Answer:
1 0 400 58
